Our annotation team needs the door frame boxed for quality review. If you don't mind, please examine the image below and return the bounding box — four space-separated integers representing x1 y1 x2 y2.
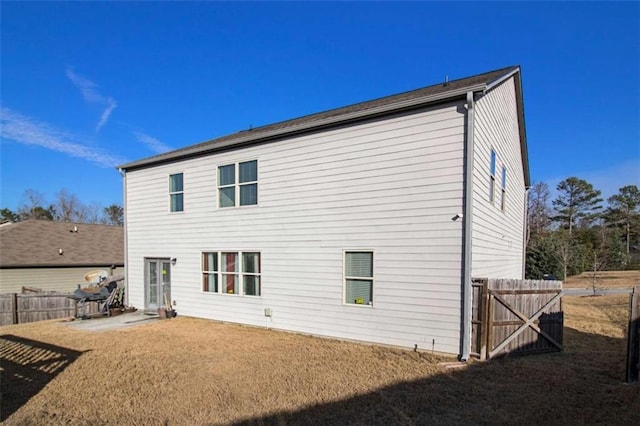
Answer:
144 257 171 310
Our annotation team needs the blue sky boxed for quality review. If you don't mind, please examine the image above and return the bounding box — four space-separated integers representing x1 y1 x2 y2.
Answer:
1 2 639 211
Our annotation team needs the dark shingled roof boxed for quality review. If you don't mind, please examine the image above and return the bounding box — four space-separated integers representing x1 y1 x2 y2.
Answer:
120 65 524 172
0 220 124 268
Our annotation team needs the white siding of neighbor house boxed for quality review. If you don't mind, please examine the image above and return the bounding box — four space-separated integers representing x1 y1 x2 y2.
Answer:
471 77 527 279
0 267 124 293
125 102 468 355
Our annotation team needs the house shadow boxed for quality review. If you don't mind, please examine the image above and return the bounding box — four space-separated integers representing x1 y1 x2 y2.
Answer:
0 334 88 421
232 327 638 426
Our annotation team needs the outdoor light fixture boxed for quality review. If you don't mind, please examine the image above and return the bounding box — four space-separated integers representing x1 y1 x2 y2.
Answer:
58 248 63 255
171 258 177 265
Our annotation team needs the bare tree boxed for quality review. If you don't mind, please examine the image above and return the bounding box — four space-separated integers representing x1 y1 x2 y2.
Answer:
54 189 83 222
83 201 103 224
102 204 124 226
552 230 572 280
528 182 552 241
17 189 55 220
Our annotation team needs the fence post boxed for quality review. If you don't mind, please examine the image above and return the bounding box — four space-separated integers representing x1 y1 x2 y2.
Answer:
626 285 640 383
480 279 489 360
486 292 494 360
12 293 19 324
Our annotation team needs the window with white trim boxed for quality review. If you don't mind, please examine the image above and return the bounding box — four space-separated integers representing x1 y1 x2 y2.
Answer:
500 166 507 211
218 160 258 208
489 150 496 203
169 173 184 212
344 251 373 306
202 251 261 296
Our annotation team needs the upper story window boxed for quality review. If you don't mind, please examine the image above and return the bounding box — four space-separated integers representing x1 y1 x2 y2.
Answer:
489 150 497 203
501 166 507 211
169 173 184 212
344 251 374 306
218 160 258 208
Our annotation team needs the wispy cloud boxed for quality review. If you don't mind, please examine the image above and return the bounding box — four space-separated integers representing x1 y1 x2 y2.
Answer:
0 107 127 168
134 131 173 154
97 101 117 132
65 68 117 132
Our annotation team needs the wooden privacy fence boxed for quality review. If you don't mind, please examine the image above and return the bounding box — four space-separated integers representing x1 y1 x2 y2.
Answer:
471 278 564 360
0 292 97 326
627 285 640 383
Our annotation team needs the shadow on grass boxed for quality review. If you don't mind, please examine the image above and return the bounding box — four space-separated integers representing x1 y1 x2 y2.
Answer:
0 334 88 421
233 327 639 426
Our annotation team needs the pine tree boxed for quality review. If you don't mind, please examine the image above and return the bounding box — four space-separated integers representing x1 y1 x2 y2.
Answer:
604 185 640 256
552 177 603 236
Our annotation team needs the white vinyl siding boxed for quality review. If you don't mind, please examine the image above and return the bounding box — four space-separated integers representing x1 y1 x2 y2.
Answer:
472 76 526 279
125 101 468 355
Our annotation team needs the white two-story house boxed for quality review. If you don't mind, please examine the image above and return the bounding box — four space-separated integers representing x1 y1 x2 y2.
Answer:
119 65 529 359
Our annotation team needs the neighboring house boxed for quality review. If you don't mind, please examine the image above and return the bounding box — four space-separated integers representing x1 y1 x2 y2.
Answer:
119 66 529 358
0 220 124 293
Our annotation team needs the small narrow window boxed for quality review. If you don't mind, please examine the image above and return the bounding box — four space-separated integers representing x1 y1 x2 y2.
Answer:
242 252 261 296
501 166 507 211
221 252 239 294
169 173 184 212
489 150 496 203
218 160 258 207
344 251 373 306
239 160 258 206
218 165 236 208
202 252 218 292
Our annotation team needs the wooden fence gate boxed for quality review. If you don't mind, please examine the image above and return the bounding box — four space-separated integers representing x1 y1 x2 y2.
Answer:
471 278 564 360
627 285 640 383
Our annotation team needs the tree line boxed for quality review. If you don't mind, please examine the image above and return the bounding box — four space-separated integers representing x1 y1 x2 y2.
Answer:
0 189 123 226
526 177 640 280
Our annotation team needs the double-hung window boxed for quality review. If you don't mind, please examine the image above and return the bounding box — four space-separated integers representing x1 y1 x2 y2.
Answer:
344 251 374 306
218 160 258 208
501 166 507 211
202 251 261 296
489 150 497 203
169 173 184 212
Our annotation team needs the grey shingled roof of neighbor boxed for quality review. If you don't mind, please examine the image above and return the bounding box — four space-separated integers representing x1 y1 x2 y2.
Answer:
119 65 528 185
0 220 124 268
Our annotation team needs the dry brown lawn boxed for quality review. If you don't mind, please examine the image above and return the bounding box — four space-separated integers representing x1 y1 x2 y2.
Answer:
1 292 639 425
564 269 640 289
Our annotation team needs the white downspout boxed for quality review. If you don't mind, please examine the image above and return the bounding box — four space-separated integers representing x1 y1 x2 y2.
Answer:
118 168 129 307
461 91 475 361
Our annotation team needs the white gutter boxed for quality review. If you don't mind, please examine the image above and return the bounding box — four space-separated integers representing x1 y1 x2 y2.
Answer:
461 91 476 361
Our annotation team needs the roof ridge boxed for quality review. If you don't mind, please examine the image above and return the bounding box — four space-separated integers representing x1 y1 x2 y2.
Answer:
120 65 520 171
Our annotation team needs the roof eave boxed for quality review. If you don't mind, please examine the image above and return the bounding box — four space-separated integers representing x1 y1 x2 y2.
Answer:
481 67 530 188
512 70 530 188
119 83 488 171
